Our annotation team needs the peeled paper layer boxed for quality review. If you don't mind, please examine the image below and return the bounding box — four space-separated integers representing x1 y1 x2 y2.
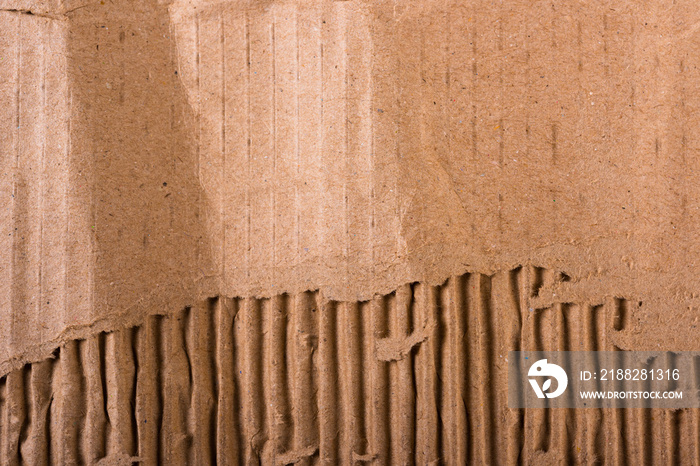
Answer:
2 0 700 373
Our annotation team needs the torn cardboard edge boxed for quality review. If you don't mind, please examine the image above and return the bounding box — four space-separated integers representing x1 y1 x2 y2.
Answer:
0 281 201 377
5 276 695 466
0 261 498 377
2 256 690 379
3 0 700 376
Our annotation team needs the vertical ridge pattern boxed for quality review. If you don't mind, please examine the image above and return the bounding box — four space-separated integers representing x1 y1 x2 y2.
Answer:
290 292 316 466
241 298 264 464
191 300 216 465
81 335 106 463
135 315 162 464
216 297 238 465
105 329 137 456
339 301 363 464
264 295 290 464
318 298 338 464
161 308 191 464
368 295 390 465
25 360 52 465
0 273 695 464
3 369 24 465
390 285 415 465
414 283 439 465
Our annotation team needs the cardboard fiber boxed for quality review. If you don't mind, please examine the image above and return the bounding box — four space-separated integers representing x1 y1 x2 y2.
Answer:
3 0 700 372
2 0 700 463
1 269 699 464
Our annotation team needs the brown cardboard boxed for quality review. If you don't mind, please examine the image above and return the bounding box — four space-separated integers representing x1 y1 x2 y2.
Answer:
0 0 205 373
1 269 699 464
3 0 700 372
2 0 700 462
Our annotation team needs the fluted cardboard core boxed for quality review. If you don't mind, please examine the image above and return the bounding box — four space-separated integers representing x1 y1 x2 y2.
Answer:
1 1 700 462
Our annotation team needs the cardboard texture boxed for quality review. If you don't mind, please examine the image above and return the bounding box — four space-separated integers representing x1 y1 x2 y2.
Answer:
1 269 699 464
2 0 700 463
4 0 700 372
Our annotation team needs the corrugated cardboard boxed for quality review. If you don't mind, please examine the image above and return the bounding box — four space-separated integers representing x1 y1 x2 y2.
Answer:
4 0 700 372
1 269 699 464
0 0 204 373
2 0 700 463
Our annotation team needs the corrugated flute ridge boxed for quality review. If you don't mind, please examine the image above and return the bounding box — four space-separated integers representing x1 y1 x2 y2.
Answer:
0 266 698 465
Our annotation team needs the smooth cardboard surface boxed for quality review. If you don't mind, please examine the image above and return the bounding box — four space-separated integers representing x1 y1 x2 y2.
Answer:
3 0 700 372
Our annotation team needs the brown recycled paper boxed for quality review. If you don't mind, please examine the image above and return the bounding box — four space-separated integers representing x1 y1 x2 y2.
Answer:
2 0 700 378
